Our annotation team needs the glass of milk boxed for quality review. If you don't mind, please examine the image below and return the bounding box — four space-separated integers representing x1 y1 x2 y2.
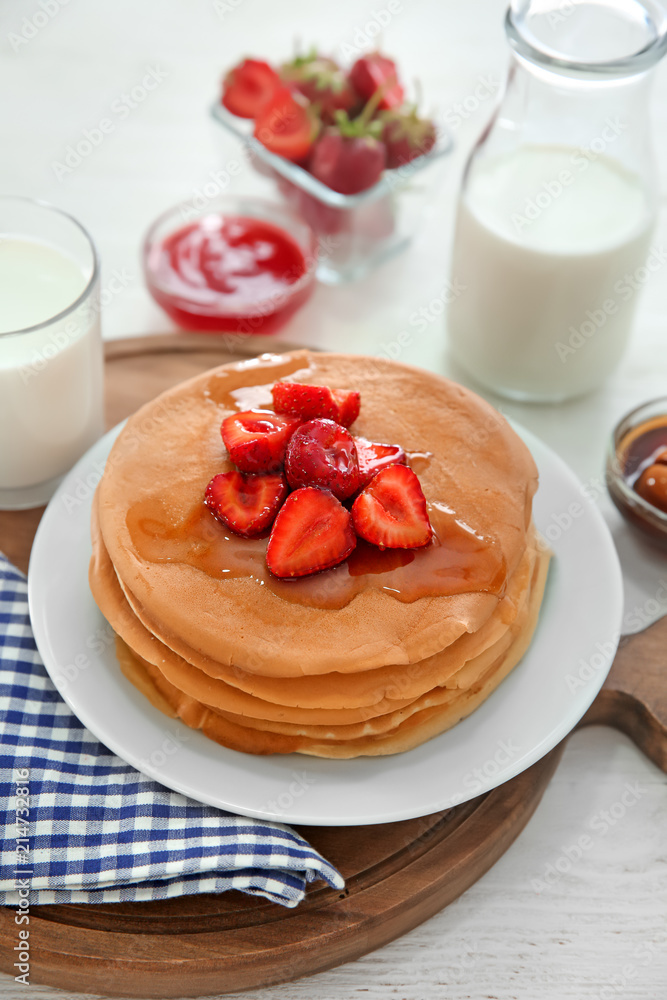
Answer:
0 197 104 508
447 0 667 402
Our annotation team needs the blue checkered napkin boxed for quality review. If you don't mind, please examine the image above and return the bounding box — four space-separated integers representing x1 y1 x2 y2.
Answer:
0 552 344 908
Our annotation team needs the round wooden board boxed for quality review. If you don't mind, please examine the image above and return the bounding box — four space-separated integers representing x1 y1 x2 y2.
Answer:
1 334 665 999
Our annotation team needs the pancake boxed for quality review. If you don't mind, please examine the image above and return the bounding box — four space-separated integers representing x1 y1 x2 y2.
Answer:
91 487 541 719
97 351 538 676
113 539 550 757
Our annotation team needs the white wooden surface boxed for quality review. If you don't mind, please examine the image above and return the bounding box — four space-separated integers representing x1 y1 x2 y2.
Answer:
1 0 667 997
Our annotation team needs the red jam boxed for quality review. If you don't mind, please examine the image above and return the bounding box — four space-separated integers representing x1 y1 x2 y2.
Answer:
145 215 314 334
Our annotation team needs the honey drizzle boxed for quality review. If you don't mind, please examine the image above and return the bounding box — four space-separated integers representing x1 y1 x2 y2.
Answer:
126 498 506 611
125 355 506 610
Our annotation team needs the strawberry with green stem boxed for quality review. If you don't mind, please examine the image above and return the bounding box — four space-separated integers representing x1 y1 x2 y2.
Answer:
349 52 405 111
380 83 437 168
307 83 389 195
281 50 360 122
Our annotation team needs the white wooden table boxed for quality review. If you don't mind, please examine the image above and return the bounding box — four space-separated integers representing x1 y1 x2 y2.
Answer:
2 0 666 996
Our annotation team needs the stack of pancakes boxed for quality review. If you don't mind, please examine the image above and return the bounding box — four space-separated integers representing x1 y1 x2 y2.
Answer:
89 350 550 757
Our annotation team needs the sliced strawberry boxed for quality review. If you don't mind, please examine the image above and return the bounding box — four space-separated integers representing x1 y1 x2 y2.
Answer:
349 53 404 112
352 464 431 549
333 389 361 427
267 487 356 578
285 418 360 500
273 381 338 422
221 410 300 474
205 471 288 538
221 59 282 119
355 437 407 488
272 382 360 427
254 87 319 163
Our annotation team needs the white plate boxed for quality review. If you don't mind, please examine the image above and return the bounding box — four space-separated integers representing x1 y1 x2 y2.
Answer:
28 421 623 826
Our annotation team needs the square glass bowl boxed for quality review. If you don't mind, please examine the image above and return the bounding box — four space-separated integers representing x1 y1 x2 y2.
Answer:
211 102 454 284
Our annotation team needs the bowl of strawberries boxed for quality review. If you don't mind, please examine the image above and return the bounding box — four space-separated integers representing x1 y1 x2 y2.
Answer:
211 49 453 284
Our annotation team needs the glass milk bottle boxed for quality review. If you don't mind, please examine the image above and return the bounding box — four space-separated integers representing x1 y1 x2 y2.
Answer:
447 0 667 402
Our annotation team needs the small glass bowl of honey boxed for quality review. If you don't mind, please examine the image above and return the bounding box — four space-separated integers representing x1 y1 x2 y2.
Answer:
606 397 667 547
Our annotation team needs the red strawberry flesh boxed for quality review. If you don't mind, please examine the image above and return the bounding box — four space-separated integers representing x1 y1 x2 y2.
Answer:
221 59 282 119
285 418 360 500
221 409 300 474
333 388 360 427
272 381 360 427
352 464 432 549
205 471 288 538
355 438 407 488
267 486 356 578
253 87 318 163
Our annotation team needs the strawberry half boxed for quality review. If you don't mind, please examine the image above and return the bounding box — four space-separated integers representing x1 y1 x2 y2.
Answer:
272 382 360 427
267 487 356 578
285 418 360 500
205 471 288 538
355 438 407 488
221 59 282 119
352 464 432 549
254 87 319 163
221 410 301 474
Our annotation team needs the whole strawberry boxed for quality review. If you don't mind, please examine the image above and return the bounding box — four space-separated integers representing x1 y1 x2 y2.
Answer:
281 51 360 122
308 96 387 195
349 52 404 111
381 105 437 168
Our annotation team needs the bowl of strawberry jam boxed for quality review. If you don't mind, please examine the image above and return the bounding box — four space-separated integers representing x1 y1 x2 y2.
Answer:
607 397 667 548
143 196 318 334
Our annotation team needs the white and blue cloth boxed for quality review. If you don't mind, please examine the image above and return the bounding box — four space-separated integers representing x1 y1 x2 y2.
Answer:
0 552 343 907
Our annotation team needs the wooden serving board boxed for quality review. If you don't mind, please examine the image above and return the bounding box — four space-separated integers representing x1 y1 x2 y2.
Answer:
1 335 666 999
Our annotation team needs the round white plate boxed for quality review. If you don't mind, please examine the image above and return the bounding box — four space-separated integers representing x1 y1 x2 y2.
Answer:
28 421 623 826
